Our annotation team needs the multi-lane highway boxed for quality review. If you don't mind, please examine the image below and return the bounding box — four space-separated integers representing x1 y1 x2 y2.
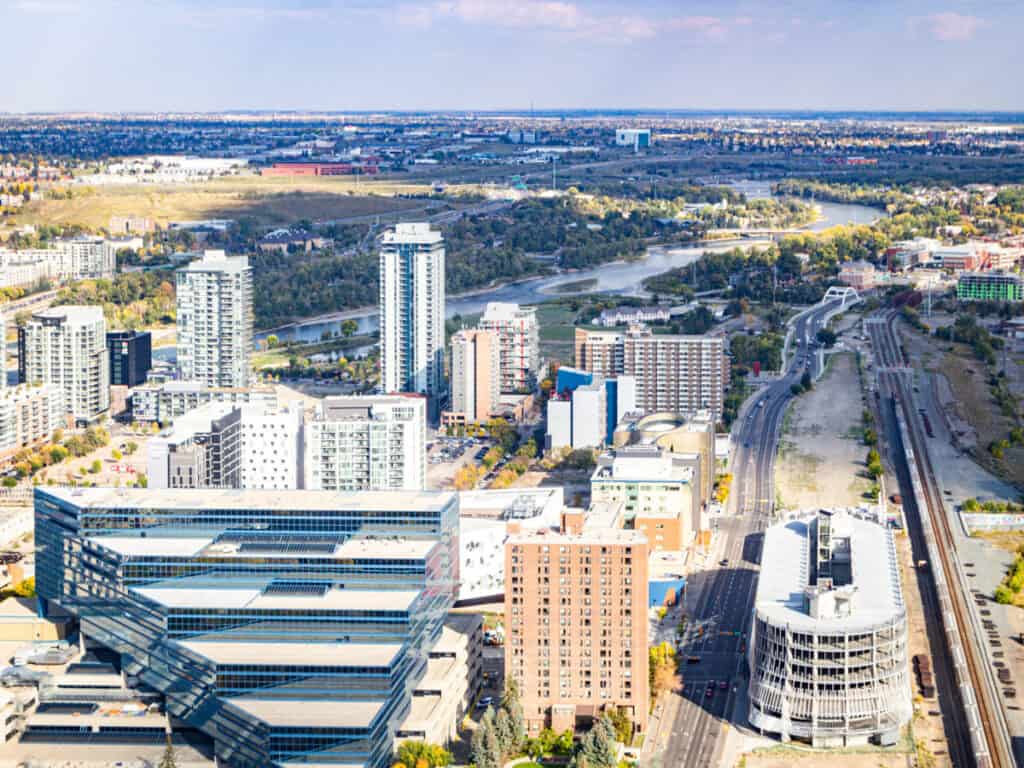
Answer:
654 297 849 768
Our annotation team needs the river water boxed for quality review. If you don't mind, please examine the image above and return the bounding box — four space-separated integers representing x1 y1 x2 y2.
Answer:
254 197 884 349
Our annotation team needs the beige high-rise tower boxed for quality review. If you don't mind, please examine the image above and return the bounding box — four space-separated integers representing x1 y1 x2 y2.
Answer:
450 329 500 424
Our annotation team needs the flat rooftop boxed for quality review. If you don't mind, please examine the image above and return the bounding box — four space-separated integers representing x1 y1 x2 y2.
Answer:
228 697 383 729
135 584 420 613
39 486 455 514
177 639 402 668
755 510 904 632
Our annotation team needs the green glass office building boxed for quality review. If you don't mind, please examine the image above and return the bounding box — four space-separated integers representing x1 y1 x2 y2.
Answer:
956 271 1023 302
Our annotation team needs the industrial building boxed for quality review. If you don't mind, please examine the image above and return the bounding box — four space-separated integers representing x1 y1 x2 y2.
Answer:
748 510 911 747
35 486 460 768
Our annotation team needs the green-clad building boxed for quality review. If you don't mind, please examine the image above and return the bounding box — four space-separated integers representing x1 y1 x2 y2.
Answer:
957 271 1023 302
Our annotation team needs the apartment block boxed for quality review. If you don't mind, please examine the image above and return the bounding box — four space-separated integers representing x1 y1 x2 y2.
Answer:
379 224 446 408
148 401 303 490
450 329 500 424
129 380 276 423
176 250 253 388
478 302 540 393
591 446 697 551
306 395 426 491
53 236 116 280
505 503 649 736
0 383 62 463
18 306 109 423
575 327 727 422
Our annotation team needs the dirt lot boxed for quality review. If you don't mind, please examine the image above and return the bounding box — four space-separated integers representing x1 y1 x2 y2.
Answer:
740 749 912 768
901 323 1024 488
775 352 872 510
20 176 442 229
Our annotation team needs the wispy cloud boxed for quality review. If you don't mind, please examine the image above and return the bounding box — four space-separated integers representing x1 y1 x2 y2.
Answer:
12 0 83 13
910 11 987 42
397 0 740 43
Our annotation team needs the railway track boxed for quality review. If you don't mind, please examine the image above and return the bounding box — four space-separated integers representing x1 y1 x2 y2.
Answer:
871 311 1015 768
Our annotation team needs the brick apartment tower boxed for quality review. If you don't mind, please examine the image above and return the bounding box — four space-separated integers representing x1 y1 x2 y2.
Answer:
505 509 649 736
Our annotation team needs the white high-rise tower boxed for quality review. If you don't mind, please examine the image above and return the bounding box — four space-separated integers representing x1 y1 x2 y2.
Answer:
176 251 253 389
379 223 446 410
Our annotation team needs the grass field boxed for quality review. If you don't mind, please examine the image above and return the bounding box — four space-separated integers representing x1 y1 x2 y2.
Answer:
17 175 459 229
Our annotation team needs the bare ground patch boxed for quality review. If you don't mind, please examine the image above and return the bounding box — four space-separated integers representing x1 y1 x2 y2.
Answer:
775 352 872 510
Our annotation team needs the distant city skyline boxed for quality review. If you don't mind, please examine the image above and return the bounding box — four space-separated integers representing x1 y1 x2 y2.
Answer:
1 0 1019 113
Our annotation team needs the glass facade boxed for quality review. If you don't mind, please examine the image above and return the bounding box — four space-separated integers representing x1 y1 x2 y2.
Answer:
36 488 458 768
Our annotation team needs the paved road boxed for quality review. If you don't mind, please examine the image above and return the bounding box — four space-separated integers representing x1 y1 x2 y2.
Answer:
655 298 848 768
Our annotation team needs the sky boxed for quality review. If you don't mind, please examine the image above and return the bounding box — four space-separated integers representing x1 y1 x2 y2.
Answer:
1 0 1020 113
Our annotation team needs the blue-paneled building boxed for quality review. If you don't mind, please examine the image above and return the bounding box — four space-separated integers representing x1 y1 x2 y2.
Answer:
35 487 459 768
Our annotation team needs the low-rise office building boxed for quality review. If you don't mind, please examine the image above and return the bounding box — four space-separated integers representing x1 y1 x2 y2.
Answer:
591 446 698 551
748 509 911 747
957 270 1023 302
107 329 152 387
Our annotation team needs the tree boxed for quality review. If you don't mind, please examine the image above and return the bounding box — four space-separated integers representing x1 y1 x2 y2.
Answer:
574 716 617 768
500 677 526 755
12 577 35 598
816 328 837 347
124 441 138 455
494 708 515 756
159 741 178 768
606 706 633 744
800 371 813 391
88 459 102 474
395 741 452 768
112 448 122 460
266 334 280 349
470 708 502 768
649 642 680 698
341 319 359 338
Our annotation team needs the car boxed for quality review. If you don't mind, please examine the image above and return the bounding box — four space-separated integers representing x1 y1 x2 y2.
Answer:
476 696 495 710
718 680 728 690
719 558 729 566
705 685 714 698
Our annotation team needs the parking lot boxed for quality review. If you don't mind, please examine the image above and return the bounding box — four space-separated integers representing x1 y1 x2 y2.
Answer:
426 436 491 490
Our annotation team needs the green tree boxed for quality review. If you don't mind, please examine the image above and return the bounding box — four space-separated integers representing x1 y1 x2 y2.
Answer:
341 319 359 338
815 328 837 347
471 708 502 768
12 578 35 598
266 334 280 349
88 459 102 474
124 441 138 455
499 677 526 755
574 716 617 768
800 371 813 391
